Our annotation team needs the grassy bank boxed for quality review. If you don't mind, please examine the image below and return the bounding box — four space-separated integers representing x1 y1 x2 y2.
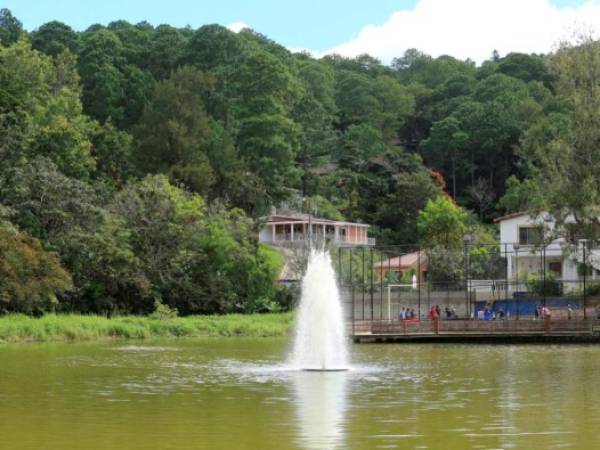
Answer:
0 313 294 343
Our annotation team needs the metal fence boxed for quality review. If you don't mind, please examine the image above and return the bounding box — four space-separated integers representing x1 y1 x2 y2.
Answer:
336 243 600 325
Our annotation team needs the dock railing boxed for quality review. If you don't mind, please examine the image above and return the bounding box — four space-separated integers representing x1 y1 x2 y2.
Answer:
351 317 600 338
337 242 600 336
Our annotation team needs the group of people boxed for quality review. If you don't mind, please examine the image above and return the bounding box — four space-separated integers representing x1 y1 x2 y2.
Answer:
399 307 417 320
398 305 461 321
428 305 458 320
479 306 506 321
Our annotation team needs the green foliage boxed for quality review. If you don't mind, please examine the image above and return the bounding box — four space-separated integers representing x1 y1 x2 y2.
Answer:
31 21 79 56
150 299 178 320
0 222 72 313
519 35 600 243
0 8 22 46
498 175 539 214
1 8 595 318
526 273 563 297
135 66 214 175
0 313 294 341
418 196 468 249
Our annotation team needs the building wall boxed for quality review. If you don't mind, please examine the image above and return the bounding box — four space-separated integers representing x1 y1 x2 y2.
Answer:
259 226 272 243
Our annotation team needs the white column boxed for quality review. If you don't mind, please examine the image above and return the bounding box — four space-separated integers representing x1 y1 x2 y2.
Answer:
334 225 339 242
322 224 326 237
271 224 275 242
291 224 294 241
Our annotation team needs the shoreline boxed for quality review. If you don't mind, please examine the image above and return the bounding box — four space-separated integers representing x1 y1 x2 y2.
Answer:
0 313 294 343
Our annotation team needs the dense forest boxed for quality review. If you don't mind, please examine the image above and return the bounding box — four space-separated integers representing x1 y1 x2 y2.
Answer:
0 8 597 315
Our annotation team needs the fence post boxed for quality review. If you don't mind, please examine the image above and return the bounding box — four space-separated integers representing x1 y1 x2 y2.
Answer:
583 243 587 319
545 313 552 335
361 246 365 320
350 249 355 336
513 244 520 320
504 243 508 318
464 242 469 319
370 247 374 320
417 247 421 319
380 250 383 320
542 246 546 308
337 246 341 283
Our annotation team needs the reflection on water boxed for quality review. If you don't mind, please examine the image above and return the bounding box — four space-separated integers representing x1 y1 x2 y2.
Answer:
1 339 600 450
291 371 347 449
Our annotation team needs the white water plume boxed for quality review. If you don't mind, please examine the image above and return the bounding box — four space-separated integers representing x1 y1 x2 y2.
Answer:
291 371 348 449
291 249 349 371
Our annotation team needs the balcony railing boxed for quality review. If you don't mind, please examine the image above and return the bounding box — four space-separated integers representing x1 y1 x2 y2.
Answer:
269 233 370 245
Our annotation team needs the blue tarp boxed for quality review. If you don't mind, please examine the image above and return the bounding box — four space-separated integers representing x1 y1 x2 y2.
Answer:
474 298 581 316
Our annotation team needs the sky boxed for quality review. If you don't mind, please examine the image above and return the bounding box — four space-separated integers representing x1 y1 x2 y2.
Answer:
5 0 600 63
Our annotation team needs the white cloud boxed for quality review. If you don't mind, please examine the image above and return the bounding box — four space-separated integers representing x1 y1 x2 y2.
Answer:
321 0 600 63
226 21 250 33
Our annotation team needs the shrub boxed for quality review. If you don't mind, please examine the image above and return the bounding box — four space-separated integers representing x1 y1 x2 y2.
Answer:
526 274 563 297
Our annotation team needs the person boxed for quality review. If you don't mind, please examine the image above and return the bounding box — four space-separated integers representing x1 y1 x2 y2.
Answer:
483 307 493 321
400 307 406 320
410 309 416 320
450 307 458 319
445 307 451 320
429 306 438 320
544 306 551 318
435 305 441 317
497 309 505 320
534 305 540 320
596 304 600 319
567 304 573 320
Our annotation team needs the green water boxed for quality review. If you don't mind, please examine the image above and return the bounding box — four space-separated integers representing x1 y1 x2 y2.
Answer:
0 339 599 450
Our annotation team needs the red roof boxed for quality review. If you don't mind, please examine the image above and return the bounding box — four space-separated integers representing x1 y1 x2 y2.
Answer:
374 251 426 268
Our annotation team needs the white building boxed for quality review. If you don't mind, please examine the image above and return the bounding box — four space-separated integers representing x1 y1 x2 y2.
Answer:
494 211 582 283
258 214 374 246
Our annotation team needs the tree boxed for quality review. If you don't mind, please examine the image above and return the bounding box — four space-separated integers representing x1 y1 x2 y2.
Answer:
0 220 72 314
147 25 187 79
417 196 468 249
134 66 214 178
497 175 540 214
0 9 22 46
521 34 600 243
0 40 97 178
468 178 496 220
421 115 468 200
31 21 79 56
112 175 279 314
90 121 134 185
78 28 127 124
0 158 145 314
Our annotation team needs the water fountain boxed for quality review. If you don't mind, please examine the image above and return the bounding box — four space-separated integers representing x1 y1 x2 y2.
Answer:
290 249 349 371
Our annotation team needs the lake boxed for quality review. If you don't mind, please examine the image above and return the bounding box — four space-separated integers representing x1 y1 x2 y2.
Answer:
0 339 599 449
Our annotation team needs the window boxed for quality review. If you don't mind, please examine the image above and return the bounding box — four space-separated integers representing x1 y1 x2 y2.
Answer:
549 262 562 276
519 226 542 245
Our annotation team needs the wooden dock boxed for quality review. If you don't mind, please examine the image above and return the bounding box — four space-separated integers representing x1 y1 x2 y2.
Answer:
350 318 600 343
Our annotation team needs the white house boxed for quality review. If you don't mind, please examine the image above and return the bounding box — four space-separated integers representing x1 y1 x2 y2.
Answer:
258 214 374 246
494 211 583 283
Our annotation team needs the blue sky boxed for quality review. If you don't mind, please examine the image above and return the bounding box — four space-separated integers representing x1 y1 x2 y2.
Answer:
4 0 600 62
5 0 415 51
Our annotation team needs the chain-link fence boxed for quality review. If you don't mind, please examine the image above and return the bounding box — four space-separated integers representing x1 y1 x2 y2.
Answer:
337 243 600 324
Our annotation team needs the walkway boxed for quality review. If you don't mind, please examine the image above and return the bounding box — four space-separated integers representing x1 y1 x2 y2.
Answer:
351 318 600 343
